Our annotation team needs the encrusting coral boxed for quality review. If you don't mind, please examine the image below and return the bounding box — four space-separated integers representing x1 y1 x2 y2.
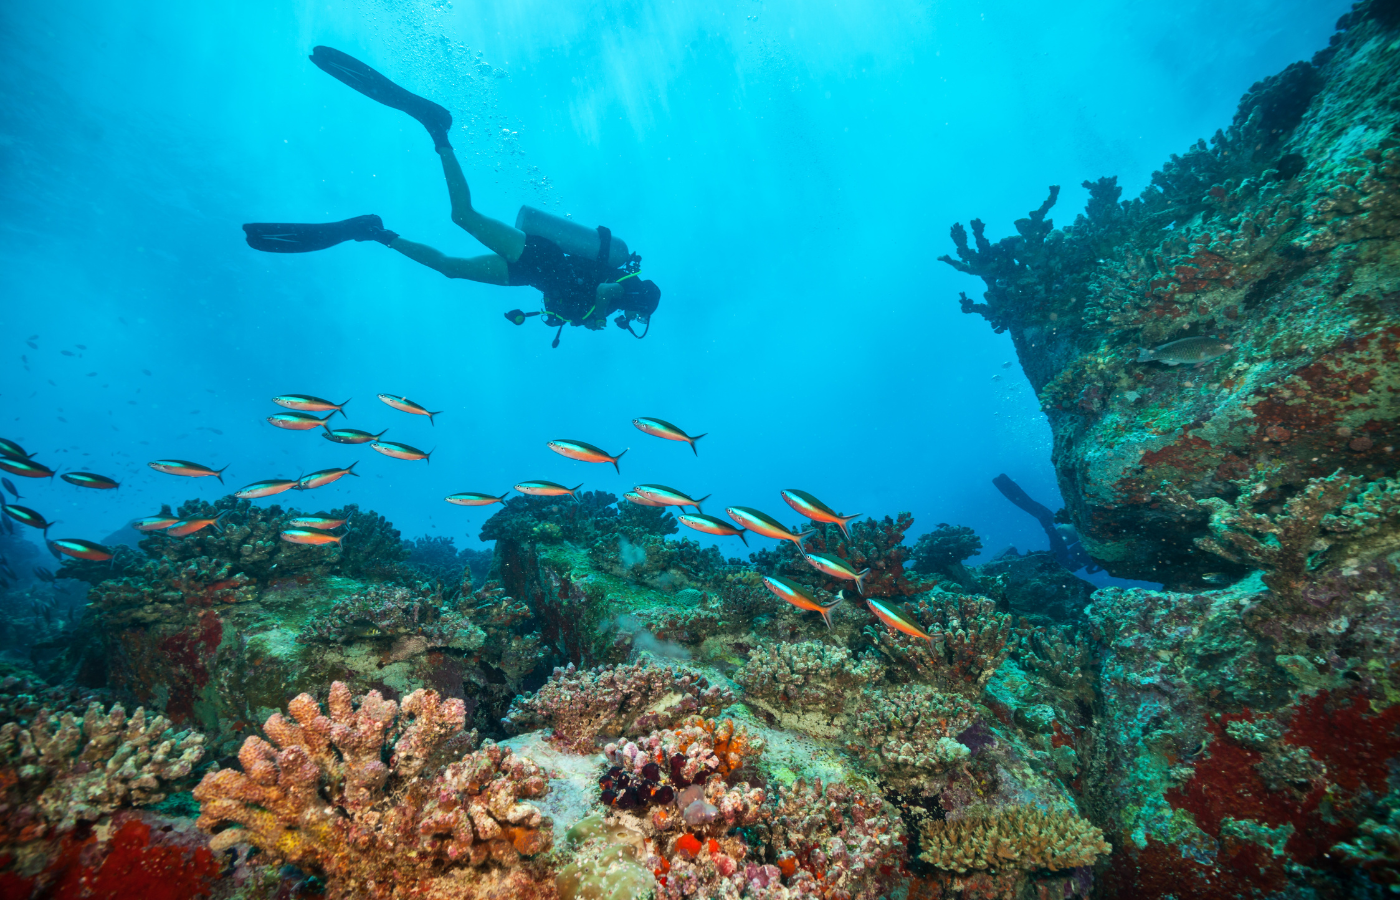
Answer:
735 640 884 716
767 777 906 900
865 591 1018 696
918 807 1111 874
846 684 977 785
297 583 487 653
193 681 553 900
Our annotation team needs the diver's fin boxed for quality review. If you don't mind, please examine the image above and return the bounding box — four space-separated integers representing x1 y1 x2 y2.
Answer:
243 216 397 253
309 46 453 150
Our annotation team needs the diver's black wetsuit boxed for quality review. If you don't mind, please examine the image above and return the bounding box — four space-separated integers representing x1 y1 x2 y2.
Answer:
507 235 620 328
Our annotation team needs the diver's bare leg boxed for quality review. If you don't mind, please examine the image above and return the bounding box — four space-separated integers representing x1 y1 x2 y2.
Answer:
388 238 510 285
439 147 527 262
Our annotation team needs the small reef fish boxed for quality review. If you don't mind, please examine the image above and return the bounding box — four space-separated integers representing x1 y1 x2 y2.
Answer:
49 538 113 562
632 417 706 455
725 507 814 548
322 426 388 445
781 490 860 539
61 472 120 490
273 395 350 418
0 438 30 459
377 393 444 426
33 565 56 581
515 480 584 498
133 514 180 531
3 504 55 535
299 462 359 490
446 492 510 507
623 491 666 507
371 441 432 463
865 595 934 650
802 550 870 594
547 440 628 473
762 575 842 629
268 411 335 430
1136 336 1232 366
287 516 348 530
235 479 300 499
678 513 749 546
166 513 227 537
149 460 228 483
634 484 709 512
2 478 19 499
0 457 56 480
280 529 343 546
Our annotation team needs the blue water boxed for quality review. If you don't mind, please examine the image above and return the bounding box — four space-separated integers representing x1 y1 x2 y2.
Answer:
0 0 1346 570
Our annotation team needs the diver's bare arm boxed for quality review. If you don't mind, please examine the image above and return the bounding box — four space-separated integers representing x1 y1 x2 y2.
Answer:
389 237 510 285
438 147 528 262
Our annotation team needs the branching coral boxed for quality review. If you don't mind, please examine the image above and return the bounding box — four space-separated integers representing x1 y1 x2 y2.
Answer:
193 682 550 899
754 514 929 599
297 583 486 653
1019 623 1096 705
910 524 984 589
866 592 1018 696
501 659 735 752
846 684 976 784
918 807 1111 873
89 556 256 626
735 640 884 716
767 777 906 900
0 700 205 843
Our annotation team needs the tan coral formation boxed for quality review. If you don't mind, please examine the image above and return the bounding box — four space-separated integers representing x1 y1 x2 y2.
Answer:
918 807 1111 874
193 681 553 900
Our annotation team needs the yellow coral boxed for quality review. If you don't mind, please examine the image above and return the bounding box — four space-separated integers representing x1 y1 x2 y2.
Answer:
918 808 1110 874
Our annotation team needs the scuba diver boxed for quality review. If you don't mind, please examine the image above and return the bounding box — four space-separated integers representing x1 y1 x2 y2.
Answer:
242 46 660 348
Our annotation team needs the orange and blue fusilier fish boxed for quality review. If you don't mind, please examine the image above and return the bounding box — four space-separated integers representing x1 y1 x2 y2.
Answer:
781 490 861 539
273 395 350 418
634 484 710 512
62 472 120 490
0 457 55 479
678 513 749 546
377 394 444 426
287 516 348 530
268 411 335 431
0 438 31 459
133 514 180 531
547 440 628 473
632 418 706 456
623 491 666 507
516 481 584 498
762 575 843 630
49 538 113 562
322 426 388 445
446 492 510 507
372 441 432 463
149 460 228 483
863 595 935 651
235 479 300 499
725 507 814 548
299 462 359 490
166 512 228 537
280 529 343 546
3 504 55 535
802 550 870 594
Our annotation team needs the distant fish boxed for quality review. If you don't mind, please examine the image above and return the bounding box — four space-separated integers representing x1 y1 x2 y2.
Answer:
273 395 350 419
1200 572 1230 584
865 595 934 650
133 514 180 532
323 426 388 445
280 529 343 546
3 504 56 536
0 457 56 480
49 538 112 562
2 478 19 499
60 350 74 357
445 492 510 507
76 344 86 350
149 459 227 482
781 489 861 538
1136 336 1232 366
86 372 96 377
26 341 36 350
287 516 347 530
678 513 748 546
634 484 709 512
142 369 151 375
166 512 227 537
299 462 359 490
377 393 443 426
268 411 335 431
632 417 706 455
762 575 842 629
61 472 120 490
33 565 56 581
725 507 814 548
623 491 666 507
547 440 628 473
0 438 32 459
235 479 300 499
515 480 583 498
802 549 870 594
371 441 432 463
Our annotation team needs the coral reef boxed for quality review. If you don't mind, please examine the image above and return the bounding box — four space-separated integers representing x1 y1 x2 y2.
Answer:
735 639 884 718
846 684 977 786
918 807 1110 879
297 583 487 653
909 523 982 588
754 513 931 598
766 777 906 900
866 591 1018 696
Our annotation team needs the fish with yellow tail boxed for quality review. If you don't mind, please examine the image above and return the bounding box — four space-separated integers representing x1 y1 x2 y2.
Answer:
802 549 870 594
371 441 432 463
547 440 628 473
623 491 666 507
725 507 814 548
149 459 228 483
273 394 350 418
515 480 584 498
280 529 344 546
634 484 709 512
446 492 510 507
864 594 934 651
377 393 444 426
678 513 749 546
762 575 842 629
632 417 706 455
48 538 113 562
781 490 861 539
268 411 335 431
299 462 358 490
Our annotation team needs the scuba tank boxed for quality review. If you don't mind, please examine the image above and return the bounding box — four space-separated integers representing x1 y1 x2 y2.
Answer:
515 206 632 269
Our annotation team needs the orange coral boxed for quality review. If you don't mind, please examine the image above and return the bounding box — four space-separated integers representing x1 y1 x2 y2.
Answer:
667 716 760 777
